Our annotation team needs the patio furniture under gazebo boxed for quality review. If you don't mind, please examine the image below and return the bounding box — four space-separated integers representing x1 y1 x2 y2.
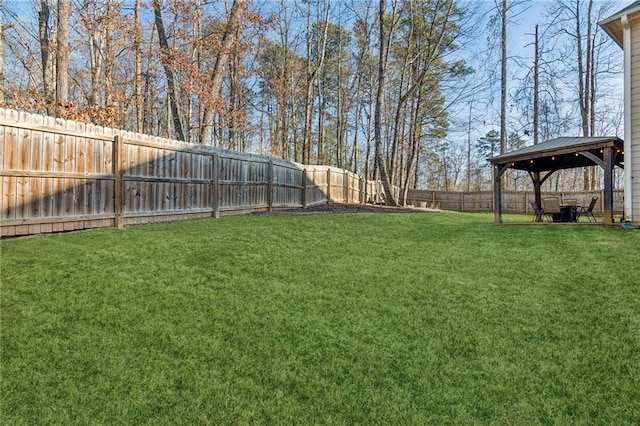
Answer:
489 137 624 225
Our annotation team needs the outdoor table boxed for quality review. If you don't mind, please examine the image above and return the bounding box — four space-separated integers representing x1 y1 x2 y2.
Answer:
557 205 578 222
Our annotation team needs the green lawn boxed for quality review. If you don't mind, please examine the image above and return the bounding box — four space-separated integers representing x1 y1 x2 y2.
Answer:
1 212 639 424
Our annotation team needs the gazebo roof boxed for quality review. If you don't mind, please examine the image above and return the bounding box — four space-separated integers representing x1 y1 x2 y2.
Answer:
489 136 624 173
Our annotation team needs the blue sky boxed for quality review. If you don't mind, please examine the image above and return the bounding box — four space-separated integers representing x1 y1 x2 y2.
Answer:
453 0 625 149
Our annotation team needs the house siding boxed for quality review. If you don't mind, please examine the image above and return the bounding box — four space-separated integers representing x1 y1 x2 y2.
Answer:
633 147 640 214
630 19 640 222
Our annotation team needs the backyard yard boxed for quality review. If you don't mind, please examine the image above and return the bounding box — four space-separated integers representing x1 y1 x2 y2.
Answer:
1 211 639 424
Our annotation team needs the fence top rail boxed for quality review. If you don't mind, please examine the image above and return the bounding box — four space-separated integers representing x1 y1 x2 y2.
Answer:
0 118 115 142
298 163 361 177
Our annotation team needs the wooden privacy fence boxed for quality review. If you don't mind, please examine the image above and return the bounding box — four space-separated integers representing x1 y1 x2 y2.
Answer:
407 189 624 216
5 108 621 238
1 109 376 238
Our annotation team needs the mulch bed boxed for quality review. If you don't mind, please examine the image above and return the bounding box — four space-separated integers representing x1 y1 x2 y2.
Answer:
252 203 439 216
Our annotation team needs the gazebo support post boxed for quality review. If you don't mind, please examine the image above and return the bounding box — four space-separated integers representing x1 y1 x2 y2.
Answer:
493 165 502 224
493 163 509 224
603 147 614 225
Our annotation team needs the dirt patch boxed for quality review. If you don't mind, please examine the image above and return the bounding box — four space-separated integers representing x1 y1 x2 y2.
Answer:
252 203 440 216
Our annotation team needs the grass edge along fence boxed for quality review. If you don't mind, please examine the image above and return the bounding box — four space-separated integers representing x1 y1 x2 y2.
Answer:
1 108 389 238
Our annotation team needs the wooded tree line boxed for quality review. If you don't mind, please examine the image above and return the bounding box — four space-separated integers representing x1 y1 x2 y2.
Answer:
0 0 623 203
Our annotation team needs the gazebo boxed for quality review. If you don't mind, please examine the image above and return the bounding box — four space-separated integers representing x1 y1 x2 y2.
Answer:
489 137 625 225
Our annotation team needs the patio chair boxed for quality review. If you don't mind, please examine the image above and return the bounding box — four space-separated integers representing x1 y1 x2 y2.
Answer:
529 200 545 222
578 196 598 222
542 197 562 222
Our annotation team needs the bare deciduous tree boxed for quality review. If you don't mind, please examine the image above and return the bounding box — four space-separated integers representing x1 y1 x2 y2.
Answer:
199 0 246 145
152 0 185 141
374 0 399 206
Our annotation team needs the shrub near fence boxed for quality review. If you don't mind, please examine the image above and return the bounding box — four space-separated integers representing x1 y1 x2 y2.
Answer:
0 109 374 238
407 189 624 216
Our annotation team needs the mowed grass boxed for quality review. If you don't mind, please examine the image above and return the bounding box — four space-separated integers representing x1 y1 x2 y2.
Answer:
1 212 639 424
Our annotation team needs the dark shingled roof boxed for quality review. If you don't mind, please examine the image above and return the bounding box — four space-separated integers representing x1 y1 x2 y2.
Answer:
489 137 624 172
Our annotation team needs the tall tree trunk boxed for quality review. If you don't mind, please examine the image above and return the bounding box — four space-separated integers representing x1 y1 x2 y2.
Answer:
302 0 313 164
388 65 408 185
143 24 157 135
534 24 539 145
38 0 53 112
351 77 363 174
352 114 359 173
413 143 421 189
587 0 597 190
134 0 143 132
575 0 588 137
375 0 398 206
402 88 422 205
88 28 101 107
589 29 597 192
186 0 202 142
55 0 70 117
0 21 5 105
199 0 245 145
318 74 327 163
500 0 507 154
104 1 114 110
336 55 342 167
365 84 374 181
466 100 472 191
228 39 242 150
83 0 103 109
577 0 595 189
279 9 292 160
153 0 185 141
302 1 330 164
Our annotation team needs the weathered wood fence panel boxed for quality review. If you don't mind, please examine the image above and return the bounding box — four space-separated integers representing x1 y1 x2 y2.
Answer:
1 109 117 236
303 167 330 207
1 109 383 237
272 161 303 209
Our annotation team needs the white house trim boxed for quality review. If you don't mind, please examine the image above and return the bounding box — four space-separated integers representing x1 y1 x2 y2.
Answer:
600 1 640 223
623 14 633 220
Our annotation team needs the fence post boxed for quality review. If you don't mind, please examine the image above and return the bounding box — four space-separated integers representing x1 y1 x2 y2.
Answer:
302 168 307 208
461 192 465 212
241 160 248 207
362 179 367 204
344 171 349 203
267 159 274 211
327 168 331 204
114 135 124 229
212 152 220 218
